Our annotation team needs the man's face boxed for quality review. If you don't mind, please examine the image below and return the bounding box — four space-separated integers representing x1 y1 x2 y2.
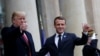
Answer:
12 14 26 27
54 19 66 34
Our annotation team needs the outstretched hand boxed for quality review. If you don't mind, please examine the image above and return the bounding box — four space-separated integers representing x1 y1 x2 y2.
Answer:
82 24 93 32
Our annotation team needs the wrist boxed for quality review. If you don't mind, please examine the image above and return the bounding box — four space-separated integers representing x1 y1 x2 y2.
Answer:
91 33 97 39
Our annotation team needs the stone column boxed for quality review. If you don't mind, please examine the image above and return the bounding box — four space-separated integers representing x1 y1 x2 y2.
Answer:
92 0 100 49
4 0 41 51
84 0 95 28
59 0 87 56
41 0 61 37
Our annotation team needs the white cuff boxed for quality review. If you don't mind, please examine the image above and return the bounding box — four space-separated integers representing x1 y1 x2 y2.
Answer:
91 33 97 39
83 32 88 35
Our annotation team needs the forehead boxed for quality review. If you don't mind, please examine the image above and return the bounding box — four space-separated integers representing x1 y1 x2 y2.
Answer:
16 13 25 17
55 19 65 23
13 14 25 21
14 14 25 20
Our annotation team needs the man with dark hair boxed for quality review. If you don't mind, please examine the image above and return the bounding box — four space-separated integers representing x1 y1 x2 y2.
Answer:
1 11 36 56
37 16 92 56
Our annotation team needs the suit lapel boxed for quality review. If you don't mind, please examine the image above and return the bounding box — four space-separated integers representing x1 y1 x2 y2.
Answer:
24 32 32 46
20 31 31 47
20 35 28 46
61 33 70 48
62 33 69 42
52 33 68 50
52 34 58 50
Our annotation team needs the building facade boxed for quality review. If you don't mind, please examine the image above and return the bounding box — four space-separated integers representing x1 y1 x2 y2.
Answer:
0 0 100 56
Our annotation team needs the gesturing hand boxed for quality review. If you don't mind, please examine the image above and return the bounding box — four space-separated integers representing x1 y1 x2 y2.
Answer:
82 24 93 32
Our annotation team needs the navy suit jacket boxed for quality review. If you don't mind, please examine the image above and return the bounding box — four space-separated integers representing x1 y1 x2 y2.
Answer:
1 25 36 56
37 32 88 56
83 39 100 56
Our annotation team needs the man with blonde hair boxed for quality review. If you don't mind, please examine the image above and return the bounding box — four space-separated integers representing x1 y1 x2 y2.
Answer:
1 11 36 56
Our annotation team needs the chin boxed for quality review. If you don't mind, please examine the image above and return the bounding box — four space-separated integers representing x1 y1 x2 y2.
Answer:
58 32 63 34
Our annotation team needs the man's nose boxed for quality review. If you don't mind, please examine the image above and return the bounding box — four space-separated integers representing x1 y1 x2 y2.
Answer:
21 19 26 22
59 25 62 27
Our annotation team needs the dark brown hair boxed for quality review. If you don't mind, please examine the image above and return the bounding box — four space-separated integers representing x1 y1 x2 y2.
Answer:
54 16 66 25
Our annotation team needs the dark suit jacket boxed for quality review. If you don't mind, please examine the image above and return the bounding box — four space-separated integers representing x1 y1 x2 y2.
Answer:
83 39 100 56
1 25 36 56
37 32 88 56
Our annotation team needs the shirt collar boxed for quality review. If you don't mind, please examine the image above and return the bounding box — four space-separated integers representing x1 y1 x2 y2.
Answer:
56 32 64 37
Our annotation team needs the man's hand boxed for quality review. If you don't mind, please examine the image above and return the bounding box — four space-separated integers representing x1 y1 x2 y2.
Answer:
82 24 93 32
20 21 27 31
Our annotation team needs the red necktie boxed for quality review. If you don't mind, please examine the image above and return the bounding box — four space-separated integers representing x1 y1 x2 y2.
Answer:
22 33 31 56
23 33 29 45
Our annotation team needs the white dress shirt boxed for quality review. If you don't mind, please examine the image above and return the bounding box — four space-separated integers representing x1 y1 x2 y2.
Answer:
55 32 64 48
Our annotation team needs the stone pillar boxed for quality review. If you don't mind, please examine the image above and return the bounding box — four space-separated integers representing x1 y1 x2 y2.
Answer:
84 0 95 28
41 0 61 37
92 0 100 49
59 0 87 56
4 0 41 51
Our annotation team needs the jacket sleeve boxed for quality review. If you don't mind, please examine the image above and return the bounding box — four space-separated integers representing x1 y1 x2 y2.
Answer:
37 39 49 56
74 33 88 45
90 39 98 48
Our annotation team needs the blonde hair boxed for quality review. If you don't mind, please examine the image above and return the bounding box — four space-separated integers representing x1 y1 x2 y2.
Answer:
12 11 26 20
